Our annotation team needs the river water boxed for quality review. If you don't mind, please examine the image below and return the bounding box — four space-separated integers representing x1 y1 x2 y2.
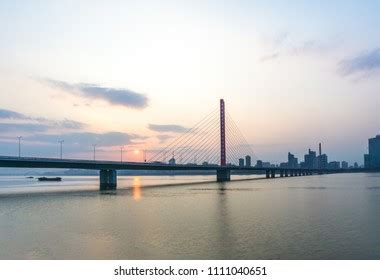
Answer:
0 173 379 259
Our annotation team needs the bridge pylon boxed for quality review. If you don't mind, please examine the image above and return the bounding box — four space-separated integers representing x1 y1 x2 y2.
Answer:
220 99 226 167
100 169 117 190
217 99 230 182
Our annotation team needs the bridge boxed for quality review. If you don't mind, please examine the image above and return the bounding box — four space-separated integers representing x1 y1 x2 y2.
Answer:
0 99 369 190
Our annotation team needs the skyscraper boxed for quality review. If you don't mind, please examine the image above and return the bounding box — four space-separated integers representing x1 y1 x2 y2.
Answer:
341 161 348 169
364 135 380 169
245 155 251 167
287 152 298 168
317 143 328 169
304 149 317 169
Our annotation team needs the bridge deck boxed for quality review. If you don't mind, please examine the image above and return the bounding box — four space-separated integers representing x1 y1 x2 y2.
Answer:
0 156 369 173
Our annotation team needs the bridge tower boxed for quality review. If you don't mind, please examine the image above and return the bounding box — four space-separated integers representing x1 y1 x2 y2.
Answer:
217 99 230 182
220 99 226 167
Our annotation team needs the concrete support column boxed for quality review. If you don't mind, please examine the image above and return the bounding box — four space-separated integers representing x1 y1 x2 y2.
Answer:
270 170 275 178
280 170 284 177
290 170 294 176
299 170 302 176
100 169 117 190
285 170 289 177
266 170 270 179
217 169 230 182
302 171 306 176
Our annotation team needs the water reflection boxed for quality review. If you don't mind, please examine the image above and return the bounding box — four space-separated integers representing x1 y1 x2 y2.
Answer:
133 176 142 201
215 182 235 258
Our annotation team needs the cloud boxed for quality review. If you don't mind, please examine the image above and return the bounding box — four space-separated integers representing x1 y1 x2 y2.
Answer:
53 119 84 129
259 52 280 62
0 109 28 120
25 132 142 147
339 48 380 76
42 79 149 109
156 134 174 143
260 33 341 63
0 108 85 131
0 123 51 133
148 124 188 133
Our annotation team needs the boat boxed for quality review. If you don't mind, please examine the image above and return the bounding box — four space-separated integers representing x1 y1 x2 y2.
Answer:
37 177 62 182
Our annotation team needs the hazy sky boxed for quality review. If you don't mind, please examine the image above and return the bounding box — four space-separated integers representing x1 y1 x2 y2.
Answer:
1 0 380 164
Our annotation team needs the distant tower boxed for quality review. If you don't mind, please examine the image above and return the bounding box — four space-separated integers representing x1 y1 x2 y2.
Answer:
319 143 322 157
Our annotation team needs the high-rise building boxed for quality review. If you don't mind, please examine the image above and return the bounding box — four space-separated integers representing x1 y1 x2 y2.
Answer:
256 160 263 168
304 149 317 169
245 155 251 167
341 161 348 169
364 135 380 169
364 154 370 169
317 143 328 169
239 158 244 167
318 154 328 169
287 152 298 168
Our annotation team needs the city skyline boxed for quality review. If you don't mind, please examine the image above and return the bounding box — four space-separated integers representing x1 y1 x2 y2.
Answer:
1 0 380 163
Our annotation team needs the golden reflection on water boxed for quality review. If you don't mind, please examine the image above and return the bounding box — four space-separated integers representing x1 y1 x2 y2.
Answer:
132 176 142 201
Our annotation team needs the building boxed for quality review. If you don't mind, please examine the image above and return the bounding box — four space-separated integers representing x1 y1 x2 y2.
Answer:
304 149 317 169
168 157 176 165
364 135 380 169
328 161 340 169
287 152 298 168
318 154 328 169
341 161 348 169
245 155 251 167
239 158 244 167
364 154 370 169
354 162 359 168
262 162 271 168
256 160 263 168
317 143 328 169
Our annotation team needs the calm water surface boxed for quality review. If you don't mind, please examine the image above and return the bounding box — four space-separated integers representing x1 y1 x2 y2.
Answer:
0 173 379 259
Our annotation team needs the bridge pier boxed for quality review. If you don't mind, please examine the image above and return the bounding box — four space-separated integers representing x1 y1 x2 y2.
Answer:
217 169 230 182
299 170 302 176
285 170 289 177
100 169 117 190
270 170 275 178
280 170 284 177
266 170 270 179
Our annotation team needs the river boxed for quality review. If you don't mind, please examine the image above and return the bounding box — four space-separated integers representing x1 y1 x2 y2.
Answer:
0 173 379 259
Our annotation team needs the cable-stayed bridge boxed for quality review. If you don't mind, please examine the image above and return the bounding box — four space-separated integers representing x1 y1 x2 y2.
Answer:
0 100 367 190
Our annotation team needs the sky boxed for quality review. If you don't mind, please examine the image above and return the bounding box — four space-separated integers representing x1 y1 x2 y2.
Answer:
0 0 380 164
